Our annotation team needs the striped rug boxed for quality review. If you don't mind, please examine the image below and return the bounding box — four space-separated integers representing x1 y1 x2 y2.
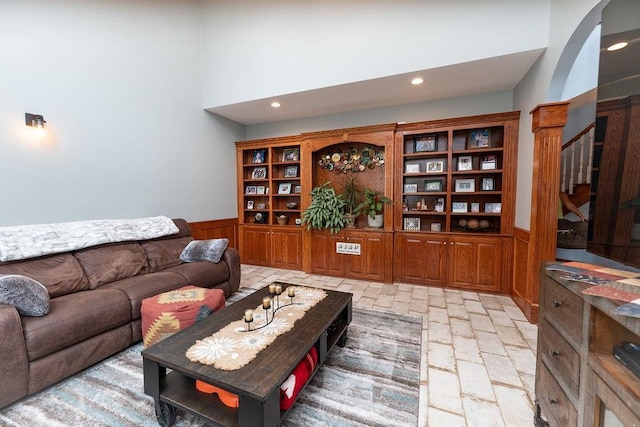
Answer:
0 291 421 427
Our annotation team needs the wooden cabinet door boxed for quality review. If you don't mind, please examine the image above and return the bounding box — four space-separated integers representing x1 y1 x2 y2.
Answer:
271 228 302 270
448 235 503 293
310 231 345 276
240 226 271 266
344 231 392 282
394 233 447 286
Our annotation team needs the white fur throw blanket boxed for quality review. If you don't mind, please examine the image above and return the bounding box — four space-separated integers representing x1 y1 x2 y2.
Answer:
0 216 179 262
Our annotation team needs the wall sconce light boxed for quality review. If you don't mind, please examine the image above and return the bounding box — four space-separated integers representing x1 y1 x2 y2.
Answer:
25 113 46 128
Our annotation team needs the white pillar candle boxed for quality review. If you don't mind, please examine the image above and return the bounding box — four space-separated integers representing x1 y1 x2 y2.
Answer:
244 309 253 322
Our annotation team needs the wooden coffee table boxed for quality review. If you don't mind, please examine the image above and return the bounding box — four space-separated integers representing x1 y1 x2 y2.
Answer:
142 283 352 427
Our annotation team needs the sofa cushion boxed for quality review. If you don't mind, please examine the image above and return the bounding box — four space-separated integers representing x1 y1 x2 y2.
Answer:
21 289 131 361
180 239 228 263
165 261 230 290
100 271 190 320
75 243 148 289
0 254 90 298
0 274 50 316
141 237 192 273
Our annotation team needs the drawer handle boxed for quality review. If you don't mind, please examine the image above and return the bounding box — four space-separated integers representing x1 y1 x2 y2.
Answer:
549 397 558 405
550 350 561 358
552 300 562 308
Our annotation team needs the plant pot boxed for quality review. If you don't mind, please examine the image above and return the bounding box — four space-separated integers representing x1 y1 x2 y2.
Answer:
345 213 356 228
367 214 383 228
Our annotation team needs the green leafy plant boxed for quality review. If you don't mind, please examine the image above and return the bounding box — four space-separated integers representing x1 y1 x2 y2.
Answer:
341 175 361 214
301 182 346 234
354 188 392 220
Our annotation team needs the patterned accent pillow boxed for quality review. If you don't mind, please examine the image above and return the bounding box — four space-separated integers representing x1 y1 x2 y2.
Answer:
180 239 229 264
0 274 50 316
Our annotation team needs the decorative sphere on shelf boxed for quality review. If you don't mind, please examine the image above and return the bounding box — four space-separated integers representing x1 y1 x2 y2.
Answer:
466 219 479 229
458 219 467 227
479 220 490 229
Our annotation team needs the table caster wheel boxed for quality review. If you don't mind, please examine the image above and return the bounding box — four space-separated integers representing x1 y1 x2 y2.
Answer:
155 400 176 427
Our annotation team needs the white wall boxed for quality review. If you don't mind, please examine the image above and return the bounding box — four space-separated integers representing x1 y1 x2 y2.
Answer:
0 0 244 226
201 0 549 110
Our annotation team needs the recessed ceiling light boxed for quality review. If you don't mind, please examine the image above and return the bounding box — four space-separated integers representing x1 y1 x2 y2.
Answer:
607 41 628 51
411 77 424 85
271 101 281 108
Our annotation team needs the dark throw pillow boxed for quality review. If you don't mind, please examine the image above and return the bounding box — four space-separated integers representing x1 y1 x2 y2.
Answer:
0 274 50 316
180 239 229 264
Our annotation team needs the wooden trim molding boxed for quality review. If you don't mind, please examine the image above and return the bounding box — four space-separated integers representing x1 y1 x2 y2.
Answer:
188 218 238 249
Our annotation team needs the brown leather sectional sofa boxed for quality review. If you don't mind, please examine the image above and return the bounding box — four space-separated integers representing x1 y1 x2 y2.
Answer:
0 218 240 409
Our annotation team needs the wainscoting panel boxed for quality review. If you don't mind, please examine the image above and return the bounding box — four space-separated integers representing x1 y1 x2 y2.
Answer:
513 227 537 322
188 218 238 249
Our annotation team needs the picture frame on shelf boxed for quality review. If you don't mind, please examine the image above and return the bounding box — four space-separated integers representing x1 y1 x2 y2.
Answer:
256 186 266 194
424 178 443 192
431 223 442 232
482 177 495 191
251 167 267 180
452 202 468 213
252 149 266 164
256 203 266 209
481 154 497 170
471 202 480 213
414 135 437 152
485 202 502 213
404 217 421 231
247 200 254 210
457 155 473 171
293 185 301 194
434 198 445 212
282 148 300 162
284 165 298 178
426 160 444 174
245 185 257 194
278 183 292 194
404 183 418 193
468 129 491 149
455 178 475 192
405 162 421 174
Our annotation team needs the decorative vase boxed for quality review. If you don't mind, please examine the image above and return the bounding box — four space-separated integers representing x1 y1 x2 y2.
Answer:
367 214 383 228
276 215 288 225
345 213 356 228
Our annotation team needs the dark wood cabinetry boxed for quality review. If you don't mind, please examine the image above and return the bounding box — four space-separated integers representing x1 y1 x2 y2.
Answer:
535 264 640 426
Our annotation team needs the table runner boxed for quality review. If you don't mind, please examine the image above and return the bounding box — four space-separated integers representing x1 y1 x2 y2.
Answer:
186 286 326 370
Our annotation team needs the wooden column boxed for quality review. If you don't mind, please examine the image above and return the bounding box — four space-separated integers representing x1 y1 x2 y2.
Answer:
526 102 569 322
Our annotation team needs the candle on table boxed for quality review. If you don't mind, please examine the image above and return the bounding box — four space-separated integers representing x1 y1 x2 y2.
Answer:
275 284 282 295
288 287 295 297
263 296 271 309
244 309 253 322
269 284 276 295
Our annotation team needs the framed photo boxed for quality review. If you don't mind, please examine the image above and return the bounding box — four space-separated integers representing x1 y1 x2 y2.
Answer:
251 167 267 180
414 135 437 152
482 177 495 191
434 198 445 212
252 149 266 164
284 165 298 178
468 129 491 148
282 148 299 162
471 202 480 213
424 178 443 192
431 223 442 232
481 155 497 170
485 202 502 213
278 183 292 194
457 155 473 171
426 160 444 174
247 200 254 210
404 217 421 231
245 185 257 194
293 185 302 194
455 178 475 192
405 162 420 174
452 202 468 213
404 183 418 193
256 186 266 194
256 203 266 209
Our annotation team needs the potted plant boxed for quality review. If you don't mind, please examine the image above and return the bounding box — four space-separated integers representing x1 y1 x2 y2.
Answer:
354 188 392 228
301 182 346 234
341 175 361 228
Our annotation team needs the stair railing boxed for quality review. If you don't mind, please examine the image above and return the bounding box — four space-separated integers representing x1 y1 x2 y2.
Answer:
561 123 595 194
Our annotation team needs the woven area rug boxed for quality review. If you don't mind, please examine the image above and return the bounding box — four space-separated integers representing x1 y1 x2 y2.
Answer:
0 288 421 427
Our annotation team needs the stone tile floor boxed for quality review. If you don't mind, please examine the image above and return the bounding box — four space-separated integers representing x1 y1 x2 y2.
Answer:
240 264 537 427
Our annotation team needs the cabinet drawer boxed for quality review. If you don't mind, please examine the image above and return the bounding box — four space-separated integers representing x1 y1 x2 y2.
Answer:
542 277 583 344
536 362 578 427
539 317 580 398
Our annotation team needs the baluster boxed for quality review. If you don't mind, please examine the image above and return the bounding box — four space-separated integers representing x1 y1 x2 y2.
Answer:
578 134 585 184
587 127 595 184
561 151 567 193
569 142 575 194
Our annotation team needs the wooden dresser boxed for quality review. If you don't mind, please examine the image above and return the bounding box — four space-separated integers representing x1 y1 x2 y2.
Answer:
535 263 640 426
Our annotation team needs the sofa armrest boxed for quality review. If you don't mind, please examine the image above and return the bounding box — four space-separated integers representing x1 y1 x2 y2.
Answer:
0 304 29 408
222 247 241 295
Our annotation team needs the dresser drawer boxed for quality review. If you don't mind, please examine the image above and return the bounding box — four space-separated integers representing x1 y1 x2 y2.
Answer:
539 317 580 398
536 362 578 427
542 276 583 343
